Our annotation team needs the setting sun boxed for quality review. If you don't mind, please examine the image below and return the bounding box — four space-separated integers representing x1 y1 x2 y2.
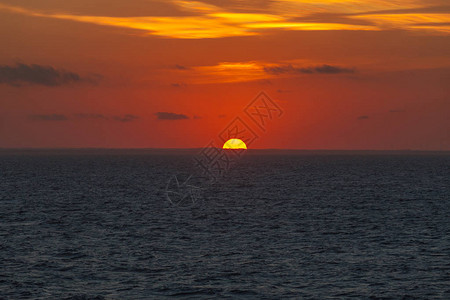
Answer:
223 138 247 149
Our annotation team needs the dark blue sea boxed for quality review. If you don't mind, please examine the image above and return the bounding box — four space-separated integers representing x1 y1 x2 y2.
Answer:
1 150 449 299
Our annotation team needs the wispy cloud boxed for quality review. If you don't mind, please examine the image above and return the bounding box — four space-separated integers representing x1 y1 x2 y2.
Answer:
74 113 140 122
174 64 190 70
264 64 355 75
352 13 450 33
193 62 268 83
32 113 140 122
358 115 370 120
0 63 95 87
156 112 189 120
188 61 356 83
0 1 448 39
112 115 139 122
75 113 108 120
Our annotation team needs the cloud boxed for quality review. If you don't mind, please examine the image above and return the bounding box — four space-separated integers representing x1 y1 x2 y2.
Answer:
0 0 196 18
357 115 369 120
75 113 139 122
194 62 268 83
289 13 376 26
200 0 273 12
315 65 355 74
29 114 68 121
112 114 139 122
412 22 450 26
174 64 189 70
192 61 356 84
264 64 355 75
0 63 95 87
29 113 140 122
6 1 448 40
75 113 108 119
1 1 449 40
353 5 450 16
389 109 406 113
156 112 189 120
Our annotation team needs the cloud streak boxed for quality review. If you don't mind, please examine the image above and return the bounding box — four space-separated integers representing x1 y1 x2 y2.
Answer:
174 64 190 70
74 114 139 122
156 112 189 120
29 113 140 122
112 115 139 122
187 61 356 84
264 64 355 75
0 63 89 87
75 113 108 120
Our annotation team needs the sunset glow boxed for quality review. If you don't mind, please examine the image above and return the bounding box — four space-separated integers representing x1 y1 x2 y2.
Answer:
0 0 448 150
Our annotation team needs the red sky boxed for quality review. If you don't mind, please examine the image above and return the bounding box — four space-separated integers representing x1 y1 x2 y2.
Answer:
0 0 449 150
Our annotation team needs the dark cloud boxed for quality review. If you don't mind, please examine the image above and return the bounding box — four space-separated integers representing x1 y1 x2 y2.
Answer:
389 109 406 113
75 113 139 122
75 113 108 120
264 64 355 75
112 115 139 122
156 112 189 120
357 115 369 120
264 65 295 75
174 64 189 70
0 63 96 87
29 114 68 121
193 115 202 119
315 65 354 74
29 113 139 122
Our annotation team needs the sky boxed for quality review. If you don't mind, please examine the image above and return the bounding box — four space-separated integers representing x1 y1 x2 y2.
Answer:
0 0 449 150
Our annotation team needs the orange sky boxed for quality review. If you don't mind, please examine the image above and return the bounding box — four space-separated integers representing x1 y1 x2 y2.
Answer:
0 0 449 150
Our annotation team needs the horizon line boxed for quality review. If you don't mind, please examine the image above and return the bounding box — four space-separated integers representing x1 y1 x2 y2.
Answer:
0 147 449 153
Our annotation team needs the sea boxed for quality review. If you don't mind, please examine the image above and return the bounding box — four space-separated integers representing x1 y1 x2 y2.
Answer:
0 149 449 299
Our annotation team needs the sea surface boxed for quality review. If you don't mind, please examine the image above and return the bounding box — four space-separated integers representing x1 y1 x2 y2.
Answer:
0 150 449 299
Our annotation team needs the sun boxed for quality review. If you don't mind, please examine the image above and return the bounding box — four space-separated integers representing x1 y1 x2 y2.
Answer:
223 138 247 149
